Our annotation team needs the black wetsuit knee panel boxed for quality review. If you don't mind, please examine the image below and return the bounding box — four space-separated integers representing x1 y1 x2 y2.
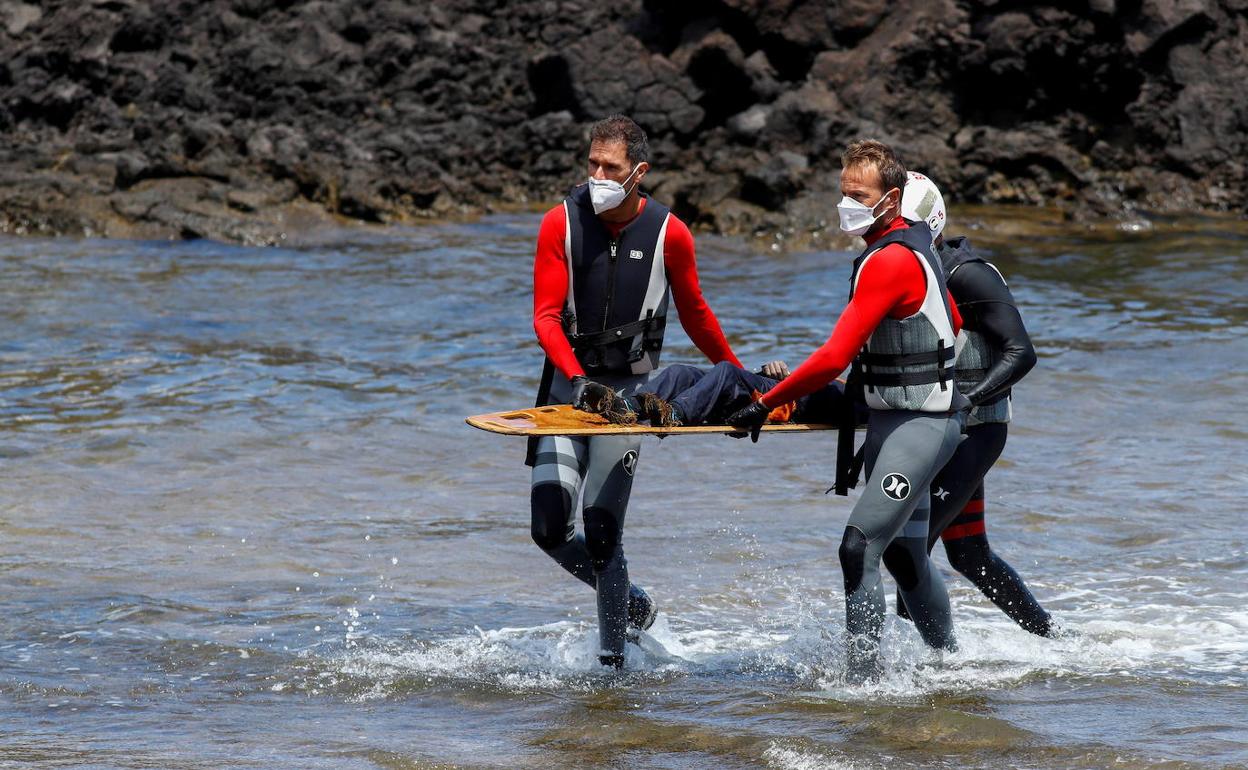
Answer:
839 527 869 595
530 484 573 551
583 506 622 569
882 541 921 591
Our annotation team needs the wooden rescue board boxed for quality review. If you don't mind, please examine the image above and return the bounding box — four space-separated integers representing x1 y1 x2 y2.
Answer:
466 404 836 436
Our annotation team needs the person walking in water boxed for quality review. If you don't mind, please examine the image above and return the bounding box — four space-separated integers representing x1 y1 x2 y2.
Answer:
896 172 1057 637
728 140 966 683
528 115 742 668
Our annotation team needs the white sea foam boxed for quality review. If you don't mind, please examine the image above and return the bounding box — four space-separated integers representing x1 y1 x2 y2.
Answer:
327 582 1248 702
763 741 869 770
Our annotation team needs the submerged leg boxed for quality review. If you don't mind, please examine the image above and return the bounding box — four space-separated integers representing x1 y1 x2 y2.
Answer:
897 422 1006 620
839 524 887 683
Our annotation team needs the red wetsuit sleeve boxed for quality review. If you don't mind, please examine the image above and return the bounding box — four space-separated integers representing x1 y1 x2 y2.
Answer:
663 216 743 367
532 205 585 379
761 244 926 407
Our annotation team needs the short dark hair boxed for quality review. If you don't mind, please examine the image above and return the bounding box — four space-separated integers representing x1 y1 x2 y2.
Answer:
841 139 907 194
589 115 650 165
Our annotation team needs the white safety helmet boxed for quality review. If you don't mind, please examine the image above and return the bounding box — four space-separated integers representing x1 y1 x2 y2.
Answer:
901 170 947 243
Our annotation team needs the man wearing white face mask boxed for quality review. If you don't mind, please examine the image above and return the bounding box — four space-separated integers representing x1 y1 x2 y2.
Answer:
728 140 968 683
528 114 742 669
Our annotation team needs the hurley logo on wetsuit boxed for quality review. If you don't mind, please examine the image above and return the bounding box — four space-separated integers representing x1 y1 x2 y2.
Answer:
882 473 911 501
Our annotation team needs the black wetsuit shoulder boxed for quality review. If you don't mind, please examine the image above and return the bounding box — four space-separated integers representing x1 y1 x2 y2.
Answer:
941 237 1037 405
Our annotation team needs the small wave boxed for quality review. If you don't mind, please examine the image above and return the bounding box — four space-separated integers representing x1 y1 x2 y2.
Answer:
331 618 685 699
322 586 1248 704
764 741 870 770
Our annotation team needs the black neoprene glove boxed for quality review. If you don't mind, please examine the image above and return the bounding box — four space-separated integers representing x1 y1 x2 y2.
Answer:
569 375 591 409
571 376 618 413
727 399 769 443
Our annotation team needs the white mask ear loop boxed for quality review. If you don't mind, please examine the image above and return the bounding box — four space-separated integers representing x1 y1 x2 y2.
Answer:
621 163 642 194
872 187 898 217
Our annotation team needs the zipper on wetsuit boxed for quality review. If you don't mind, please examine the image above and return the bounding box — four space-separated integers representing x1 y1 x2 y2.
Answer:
602 238 618 330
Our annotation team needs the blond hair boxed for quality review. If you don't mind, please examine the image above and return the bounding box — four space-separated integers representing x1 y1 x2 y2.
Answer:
841 139 907 193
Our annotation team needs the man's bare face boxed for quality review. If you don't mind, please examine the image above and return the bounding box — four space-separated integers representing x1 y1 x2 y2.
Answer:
587 140 636 183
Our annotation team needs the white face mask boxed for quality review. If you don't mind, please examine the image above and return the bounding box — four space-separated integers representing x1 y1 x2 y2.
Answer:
587 164 642 215
837 188 897 237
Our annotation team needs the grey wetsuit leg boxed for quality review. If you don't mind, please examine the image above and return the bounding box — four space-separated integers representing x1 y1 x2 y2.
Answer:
885 493 956 650
529 371 648 665
581 433 641 660
530 434 595 587
840 409 963 681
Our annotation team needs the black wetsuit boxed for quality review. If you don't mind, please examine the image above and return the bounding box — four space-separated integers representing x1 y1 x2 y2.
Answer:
899 236 1054 636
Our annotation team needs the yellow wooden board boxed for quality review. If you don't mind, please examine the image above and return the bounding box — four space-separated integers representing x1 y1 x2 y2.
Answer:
465 404 836 436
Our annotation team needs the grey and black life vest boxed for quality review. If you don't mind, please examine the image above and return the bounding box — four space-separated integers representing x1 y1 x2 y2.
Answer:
560 184 672 376
833 219 961 494
849 220 958 412
940 237 1011 424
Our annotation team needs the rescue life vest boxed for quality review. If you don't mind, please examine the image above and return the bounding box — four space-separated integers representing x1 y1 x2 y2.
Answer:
834 219 964 494
561 184 672 376
849 220 958 412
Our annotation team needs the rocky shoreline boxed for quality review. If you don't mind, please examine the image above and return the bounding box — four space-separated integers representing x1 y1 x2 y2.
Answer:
1 0 1244 245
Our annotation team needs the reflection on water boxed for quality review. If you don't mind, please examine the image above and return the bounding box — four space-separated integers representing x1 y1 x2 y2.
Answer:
0 214 1244 769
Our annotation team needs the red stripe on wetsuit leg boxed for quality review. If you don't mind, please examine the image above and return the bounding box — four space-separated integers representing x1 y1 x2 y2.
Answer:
941 519 987 541
941 494 987 541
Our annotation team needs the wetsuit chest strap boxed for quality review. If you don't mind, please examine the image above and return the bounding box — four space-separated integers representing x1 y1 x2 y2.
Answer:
857 343 955 389
566 312 666 353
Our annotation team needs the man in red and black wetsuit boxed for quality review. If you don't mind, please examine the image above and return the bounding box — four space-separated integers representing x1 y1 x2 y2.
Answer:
729 140 968 683
529 115 741 669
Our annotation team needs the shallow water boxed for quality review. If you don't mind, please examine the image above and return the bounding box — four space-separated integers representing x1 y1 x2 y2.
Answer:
0 213 1245 769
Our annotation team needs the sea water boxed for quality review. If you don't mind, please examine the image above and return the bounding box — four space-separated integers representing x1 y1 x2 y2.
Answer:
0 212 1244 769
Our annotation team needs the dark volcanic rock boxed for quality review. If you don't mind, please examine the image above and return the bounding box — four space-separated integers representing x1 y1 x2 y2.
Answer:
0 0 1245 242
